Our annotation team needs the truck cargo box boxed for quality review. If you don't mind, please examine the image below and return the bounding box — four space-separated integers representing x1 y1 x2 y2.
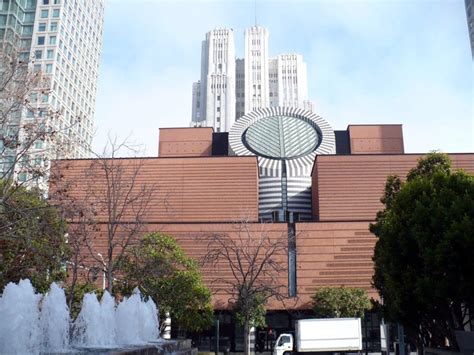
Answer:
295 318 362 352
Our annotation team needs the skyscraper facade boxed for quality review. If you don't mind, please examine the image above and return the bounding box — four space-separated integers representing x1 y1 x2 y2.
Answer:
0 0 36 57
244 26 269 113
466 0 474 58
191 26 314 132
191 80 201 122
0 0 104 185
198 28 236 133
235 58 245 120
270 54 313 112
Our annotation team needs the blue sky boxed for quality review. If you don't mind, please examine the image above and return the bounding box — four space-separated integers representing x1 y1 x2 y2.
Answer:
94 0 473 155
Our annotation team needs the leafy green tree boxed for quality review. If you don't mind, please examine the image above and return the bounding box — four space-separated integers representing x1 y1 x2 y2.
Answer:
312 287 371 318
370 152 474 351
0 181 69 293
118 233 213 332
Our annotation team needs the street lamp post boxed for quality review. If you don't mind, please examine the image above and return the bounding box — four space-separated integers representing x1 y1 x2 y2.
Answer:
97 253 106 290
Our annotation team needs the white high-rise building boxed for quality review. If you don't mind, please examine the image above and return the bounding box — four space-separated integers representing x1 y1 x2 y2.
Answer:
198 28 236 133
235 58 245 120
466 0 474 58
268 58 278 107
191 80 201 123
191 26 314 131
273 54 313 111
0 0 104 184
244 26 269 113
31 0 104 157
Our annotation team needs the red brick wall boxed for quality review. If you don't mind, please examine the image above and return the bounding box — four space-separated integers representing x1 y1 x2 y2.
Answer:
51 156 259 223
348 125 404 154
296 222 377 309
159 127 213 157
313 153 474 221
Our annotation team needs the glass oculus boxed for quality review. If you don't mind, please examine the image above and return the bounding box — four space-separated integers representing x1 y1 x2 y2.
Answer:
242 115 320 160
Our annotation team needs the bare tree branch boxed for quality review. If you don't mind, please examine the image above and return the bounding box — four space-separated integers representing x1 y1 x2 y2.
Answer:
50 135 157 294
201 220 291 355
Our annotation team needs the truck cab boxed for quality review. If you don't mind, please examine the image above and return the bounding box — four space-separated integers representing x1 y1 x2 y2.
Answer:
273 333 294 355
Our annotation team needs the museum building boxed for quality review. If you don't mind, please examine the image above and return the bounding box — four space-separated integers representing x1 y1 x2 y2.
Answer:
50 107 474 350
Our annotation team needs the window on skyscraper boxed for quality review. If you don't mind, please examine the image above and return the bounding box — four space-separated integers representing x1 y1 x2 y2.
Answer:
52 9 60 17
47 49 54 59
23 26 33 35
37 36 45 45
49 36 56 45
21 39 32 49
38 22 46 31
50 22 58 31
41 9 49 18
35 50 42 59
45 64 53 74
25 12 35 22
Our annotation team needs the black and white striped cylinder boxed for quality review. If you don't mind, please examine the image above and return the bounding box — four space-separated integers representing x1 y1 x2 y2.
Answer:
229 107 335 221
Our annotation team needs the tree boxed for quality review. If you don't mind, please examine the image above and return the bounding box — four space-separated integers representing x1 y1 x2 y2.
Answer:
50 137 156 294
0 180 69 293
0 45 80 278
311 287 370 318
370 152 474 351
118 233 213 332
0 46 78 200
203 222 289 355
51 173 99 311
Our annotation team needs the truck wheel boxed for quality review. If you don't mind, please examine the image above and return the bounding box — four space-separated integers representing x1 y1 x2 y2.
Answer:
283 352 294 355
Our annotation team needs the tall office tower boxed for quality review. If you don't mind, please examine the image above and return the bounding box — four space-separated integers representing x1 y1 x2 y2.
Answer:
268 58 278 107
0 0 36 57
0 0 104 185
0 1 37 183
235 58 245 120
244 25 269 113
198 28 236 133
275 54 312 111
466 0 474 58
190 25 314 131
191 80 201 124
269 54 312 112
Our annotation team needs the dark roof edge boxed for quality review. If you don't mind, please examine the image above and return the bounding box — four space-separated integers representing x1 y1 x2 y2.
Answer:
159 127 214 130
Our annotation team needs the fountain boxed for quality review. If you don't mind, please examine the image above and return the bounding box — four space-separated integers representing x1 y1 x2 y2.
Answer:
72 291 118 348
40 282 70 352
0 279 41 353
0 279 189 354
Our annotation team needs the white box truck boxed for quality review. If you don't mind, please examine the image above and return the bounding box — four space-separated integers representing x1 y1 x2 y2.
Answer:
273 318 362 355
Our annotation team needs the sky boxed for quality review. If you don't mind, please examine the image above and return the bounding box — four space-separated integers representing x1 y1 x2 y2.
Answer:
93 0 473 156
